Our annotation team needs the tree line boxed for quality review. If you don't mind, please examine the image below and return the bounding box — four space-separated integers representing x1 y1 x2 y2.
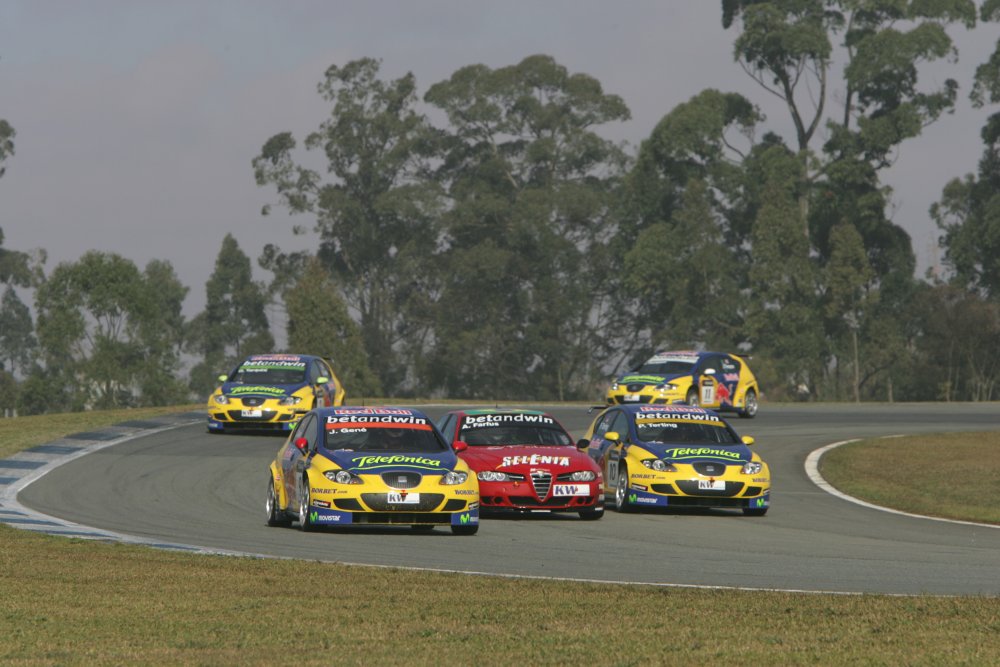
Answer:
3 2 1000 414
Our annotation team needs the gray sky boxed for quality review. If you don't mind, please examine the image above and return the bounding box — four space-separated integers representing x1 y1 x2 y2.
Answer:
2 1 997 318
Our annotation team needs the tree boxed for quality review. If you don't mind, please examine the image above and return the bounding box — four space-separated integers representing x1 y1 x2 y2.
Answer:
254 58 440 394
34 252 188 410
423 54 631 399
284 257 381 398
0 285 36 376
188 234 273 395
0 118 13 179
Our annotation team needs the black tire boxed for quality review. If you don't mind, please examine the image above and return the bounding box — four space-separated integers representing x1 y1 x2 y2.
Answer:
685 388 699 407
451 524 479 536
578 505 605 520
265 477 291 527
739 389 759 418
614 465 634 513
743 506 768 517
297 479 318 532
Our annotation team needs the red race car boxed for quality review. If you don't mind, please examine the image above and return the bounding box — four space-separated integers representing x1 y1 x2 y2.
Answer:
436 408 604 520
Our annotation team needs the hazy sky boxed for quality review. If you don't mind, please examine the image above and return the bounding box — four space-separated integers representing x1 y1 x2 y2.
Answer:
2 1 997 318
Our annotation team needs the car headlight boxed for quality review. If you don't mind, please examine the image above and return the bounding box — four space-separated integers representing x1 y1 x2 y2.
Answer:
568 470 596 482
610 382 620 391
441 470 469 485
477 470 509 482
213 394 229 405
641 459 677 472
278 395 303 406
655 383 677 392
741 461 763 475
325 470 360 485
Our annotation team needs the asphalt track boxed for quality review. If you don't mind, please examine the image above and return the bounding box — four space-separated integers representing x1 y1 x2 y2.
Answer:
13 403 1000 596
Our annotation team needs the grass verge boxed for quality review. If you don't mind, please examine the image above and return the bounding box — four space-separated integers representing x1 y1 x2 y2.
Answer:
820 431 1000 525
1 408 998 665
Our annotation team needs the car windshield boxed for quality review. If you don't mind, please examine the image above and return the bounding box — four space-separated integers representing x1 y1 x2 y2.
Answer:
460 425 573 447
231 364 306 385
635 420 738 445
634 359 695 375
325 425 448 453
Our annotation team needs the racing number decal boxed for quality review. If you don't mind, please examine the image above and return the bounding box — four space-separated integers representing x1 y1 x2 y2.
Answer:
701 378 716 405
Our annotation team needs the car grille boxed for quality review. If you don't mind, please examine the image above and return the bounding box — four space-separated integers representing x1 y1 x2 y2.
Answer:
381 471 422 489
352 512 451 525
651 483 676 494
239 397 267 407
743 486 763 497
530 470 552 499
626 383 648 392
362 493 445 511
612 395 651 405
334 498 364 511
506 496 585 508
676 480 744 497
442 499 467 511
693 462 729 476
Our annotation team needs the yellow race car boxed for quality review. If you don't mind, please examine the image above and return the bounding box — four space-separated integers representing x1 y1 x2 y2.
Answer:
579 404 770 516
266 406 480 534
206 353 346 433
606 350 759 418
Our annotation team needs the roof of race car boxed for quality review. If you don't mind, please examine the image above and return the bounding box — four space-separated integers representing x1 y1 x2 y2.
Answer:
241 353 317 364
450 407 551 416
612 404 724 419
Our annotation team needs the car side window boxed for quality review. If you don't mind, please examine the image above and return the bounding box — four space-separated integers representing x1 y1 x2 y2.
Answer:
307 362 322 384
701 356 720 375
610 411 630 441
592 411 617 439
720 356 740 375
438 415 456 444
294 414 318 452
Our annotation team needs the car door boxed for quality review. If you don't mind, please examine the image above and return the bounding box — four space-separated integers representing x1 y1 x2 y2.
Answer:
602 411 632 490
282 413 318 506
697 355 723 408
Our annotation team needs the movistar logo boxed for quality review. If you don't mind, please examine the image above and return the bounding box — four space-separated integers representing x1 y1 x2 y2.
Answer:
230 385 288 396
620 375 666 384
629 493 637 503
460 513 470 524
310 511 318 522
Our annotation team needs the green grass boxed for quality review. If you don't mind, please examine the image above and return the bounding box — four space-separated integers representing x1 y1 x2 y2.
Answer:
1 407 999 665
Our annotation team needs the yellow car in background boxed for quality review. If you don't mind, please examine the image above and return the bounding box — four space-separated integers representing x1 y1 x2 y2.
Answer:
266 406 480 534
580 404 770 516
606 350 759 418
206 353 346 433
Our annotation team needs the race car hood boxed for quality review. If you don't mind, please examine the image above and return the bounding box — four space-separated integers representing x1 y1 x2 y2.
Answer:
633 441 752 465
326 450 459 475
461 445 593 473
615 372 685 386
221 382 302 399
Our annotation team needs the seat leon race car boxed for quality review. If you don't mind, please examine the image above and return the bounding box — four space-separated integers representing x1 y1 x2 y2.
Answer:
266 406 480 534
206 353 346 433
436 408 604 519
579 404 770 516
606 350 759 418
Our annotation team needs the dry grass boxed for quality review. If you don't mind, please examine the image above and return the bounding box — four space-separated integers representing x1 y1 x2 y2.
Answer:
1 527 999 666
820 431 1000 524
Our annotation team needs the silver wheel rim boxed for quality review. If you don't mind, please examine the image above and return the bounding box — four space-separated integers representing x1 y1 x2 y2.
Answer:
266 482 275 519
298 483 310 525
687 391 699 407
745 391 758 416
616 468 628 509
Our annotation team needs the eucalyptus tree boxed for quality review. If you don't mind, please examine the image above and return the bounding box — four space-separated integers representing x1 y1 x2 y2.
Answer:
188 233 273 395
285 257 381 399
618 90 761 365
422 55 631 399
33 252 188 410
253 58 441 394
0 118 13 179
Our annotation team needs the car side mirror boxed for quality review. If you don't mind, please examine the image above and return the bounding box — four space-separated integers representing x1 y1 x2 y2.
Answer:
315 376 329 385
294 437 309 453
742 435 755 446
576 438 590 450
453 440 468 453
604 431 621 444
217 374 228 382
